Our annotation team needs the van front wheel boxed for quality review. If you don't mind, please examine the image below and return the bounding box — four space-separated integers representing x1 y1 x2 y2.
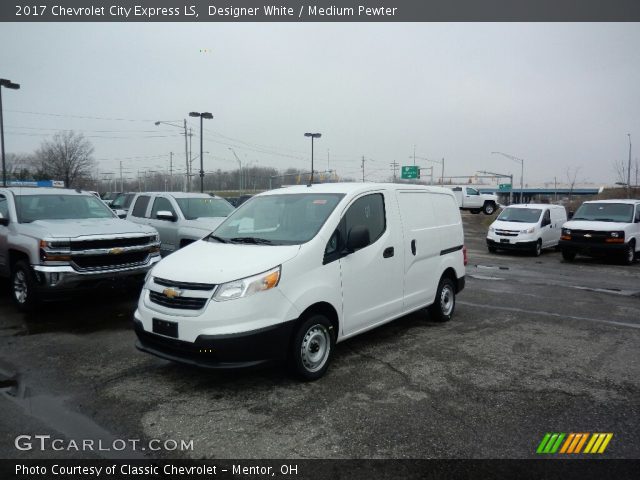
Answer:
428 277 456 322
290 314 335 381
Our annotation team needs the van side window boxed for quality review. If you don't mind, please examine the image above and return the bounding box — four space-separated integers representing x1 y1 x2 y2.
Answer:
344 193 386 248
131 195 151 218
636 206 640 222
0 194 8 219
542 210 551 226
151 197 176 219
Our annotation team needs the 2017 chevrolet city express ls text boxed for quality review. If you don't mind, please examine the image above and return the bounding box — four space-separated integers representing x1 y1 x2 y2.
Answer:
134 183 466 380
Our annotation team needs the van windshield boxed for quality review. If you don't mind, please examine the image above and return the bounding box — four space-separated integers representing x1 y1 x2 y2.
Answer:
572 203 633 223
16 195 115 223
497 207 542 223
210 193 344 245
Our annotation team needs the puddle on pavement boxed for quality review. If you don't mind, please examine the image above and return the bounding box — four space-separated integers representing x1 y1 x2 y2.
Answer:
474 264 510 270
469 274 505 281
0 371 144 459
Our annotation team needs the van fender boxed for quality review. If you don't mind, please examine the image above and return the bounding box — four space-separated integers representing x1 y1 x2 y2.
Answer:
279 283 343 338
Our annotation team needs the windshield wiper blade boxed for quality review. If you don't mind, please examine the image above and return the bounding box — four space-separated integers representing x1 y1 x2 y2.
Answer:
229 236 273 245
208 235 228 243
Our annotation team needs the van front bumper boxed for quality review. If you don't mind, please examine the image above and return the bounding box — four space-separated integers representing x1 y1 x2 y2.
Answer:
486 238 537 251
558 240 628 256
133 318 296 369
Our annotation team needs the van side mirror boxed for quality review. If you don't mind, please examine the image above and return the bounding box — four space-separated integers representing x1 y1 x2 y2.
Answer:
156 211 176 222
0 213 8 226
346 225 370 252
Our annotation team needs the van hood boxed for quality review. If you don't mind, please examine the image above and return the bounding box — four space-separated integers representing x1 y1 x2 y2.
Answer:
563 220 630 231
150 239 301 285
491 220 536 230
19 218 156 239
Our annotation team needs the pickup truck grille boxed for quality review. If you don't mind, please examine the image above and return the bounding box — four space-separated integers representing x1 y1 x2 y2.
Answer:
149 291 208 310
72 251 149 271
70 236 154 250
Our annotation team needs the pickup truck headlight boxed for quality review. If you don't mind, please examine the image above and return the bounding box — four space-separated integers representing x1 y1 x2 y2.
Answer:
213 266 281 302
39 239 71 262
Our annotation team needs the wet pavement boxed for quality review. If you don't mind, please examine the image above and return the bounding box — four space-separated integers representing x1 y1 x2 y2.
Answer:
1 212 639 459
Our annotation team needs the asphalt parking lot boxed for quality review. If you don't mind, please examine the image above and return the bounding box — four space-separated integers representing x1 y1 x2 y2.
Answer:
1 212 639 459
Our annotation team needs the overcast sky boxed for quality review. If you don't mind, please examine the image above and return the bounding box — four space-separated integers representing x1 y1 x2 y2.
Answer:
1 22 639 186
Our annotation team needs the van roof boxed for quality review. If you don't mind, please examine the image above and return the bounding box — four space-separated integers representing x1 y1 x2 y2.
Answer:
260 182 455 196
583 199 639 205
504 203 564 209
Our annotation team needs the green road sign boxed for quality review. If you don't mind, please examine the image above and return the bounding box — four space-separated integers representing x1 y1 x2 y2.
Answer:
498 183 512 191
401 166 420 179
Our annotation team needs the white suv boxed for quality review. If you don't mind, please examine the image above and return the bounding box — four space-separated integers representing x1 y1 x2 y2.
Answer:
559 199 640 265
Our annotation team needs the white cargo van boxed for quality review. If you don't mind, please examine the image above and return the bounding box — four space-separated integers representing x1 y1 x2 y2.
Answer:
486 204 567 256
134 183 466 380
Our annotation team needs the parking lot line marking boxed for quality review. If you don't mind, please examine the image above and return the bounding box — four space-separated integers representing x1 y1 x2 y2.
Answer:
457 301 640 330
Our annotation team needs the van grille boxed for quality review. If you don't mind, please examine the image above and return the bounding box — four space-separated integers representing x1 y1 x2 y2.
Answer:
149 291 208 310
154 277 215 291
495 229 519 237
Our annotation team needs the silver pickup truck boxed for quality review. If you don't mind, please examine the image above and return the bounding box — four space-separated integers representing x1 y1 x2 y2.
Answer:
0 187 161 311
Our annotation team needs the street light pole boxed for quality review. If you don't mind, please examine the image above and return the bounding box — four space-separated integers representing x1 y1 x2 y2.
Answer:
0 78 20 187
154 119 190 192
189 111 213 193
492 151 524 203
304 133 321 185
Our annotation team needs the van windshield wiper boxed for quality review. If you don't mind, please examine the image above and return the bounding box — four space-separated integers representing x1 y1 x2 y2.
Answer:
229 236 273 245
207 234 228 243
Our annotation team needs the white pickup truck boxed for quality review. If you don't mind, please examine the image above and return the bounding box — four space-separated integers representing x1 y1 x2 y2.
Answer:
446 186 498 215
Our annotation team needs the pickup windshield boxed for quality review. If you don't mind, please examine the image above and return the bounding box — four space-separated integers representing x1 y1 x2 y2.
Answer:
497 207 542 223
176 197 234 219
16 195 115 223
211 193 344 246
572 203 634 223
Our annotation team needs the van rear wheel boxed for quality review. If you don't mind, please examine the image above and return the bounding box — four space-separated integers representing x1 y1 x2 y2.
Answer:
290 314 335 381
428 277 456 322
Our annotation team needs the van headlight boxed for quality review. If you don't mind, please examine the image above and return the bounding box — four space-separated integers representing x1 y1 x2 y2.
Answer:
489 226 495 232
520 227 535 234
213 266 281 302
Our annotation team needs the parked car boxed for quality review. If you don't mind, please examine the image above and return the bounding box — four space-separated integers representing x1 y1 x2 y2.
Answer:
0 187 160 311
110 192 136 218
101 191 122 207
126 192 234 256
236 194 254 207
134 183 466 380
445 185 498 215
559 199 640 265
486 204 567 256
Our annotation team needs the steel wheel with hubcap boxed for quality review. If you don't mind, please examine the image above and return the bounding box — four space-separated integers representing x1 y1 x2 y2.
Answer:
483 202 496 215
623 241 636 266
290 314 335 381
428 276 456 322
533 239 542 257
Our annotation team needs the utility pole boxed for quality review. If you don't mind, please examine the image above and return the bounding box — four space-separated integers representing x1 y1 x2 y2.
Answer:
554 176 557 202
413 145 416 166
441 157 445 185
119 161 123 192
390 160 399 182
188 127 194 191
327 149 330 171
169 152 173 191
627 133 632 199
361 155 366 182
183 119 189 192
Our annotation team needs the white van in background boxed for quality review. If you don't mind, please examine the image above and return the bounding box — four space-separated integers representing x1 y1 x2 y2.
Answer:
134 183 466 380
486 204 567 256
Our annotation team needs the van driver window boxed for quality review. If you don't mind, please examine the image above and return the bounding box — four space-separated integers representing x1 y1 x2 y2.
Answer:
344 193 386 249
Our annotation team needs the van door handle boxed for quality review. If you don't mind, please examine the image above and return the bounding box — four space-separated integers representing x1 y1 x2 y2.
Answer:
411 239 416 255
383 247 394 258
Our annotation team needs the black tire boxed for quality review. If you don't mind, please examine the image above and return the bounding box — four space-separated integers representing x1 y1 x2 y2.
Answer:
488 245 497 253
289 314 335 381
483 202 496 215
622 241 635 266
470 209 481 214
10 260 39 312
428 276 456 323
533 239 542 257
562 249 576 262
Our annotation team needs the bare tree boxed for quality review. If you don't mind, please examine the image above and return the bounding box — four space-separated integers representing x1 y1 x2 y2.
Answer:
612 158 628 185
35 131 95 188
5 153 37 181
566 166 582 204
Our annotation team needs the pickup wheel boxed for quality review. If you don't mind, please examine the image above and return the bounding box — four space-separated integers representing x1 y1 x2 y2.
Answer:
622 240 636 266
428 276 456 322
562 249 576 262
483 202 496 215
289 314 335 381
10 261 39 312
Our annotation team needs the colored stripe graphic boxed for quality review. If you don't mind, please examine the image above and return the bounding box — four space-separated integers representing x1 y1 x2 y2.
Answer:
538 433 613 455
